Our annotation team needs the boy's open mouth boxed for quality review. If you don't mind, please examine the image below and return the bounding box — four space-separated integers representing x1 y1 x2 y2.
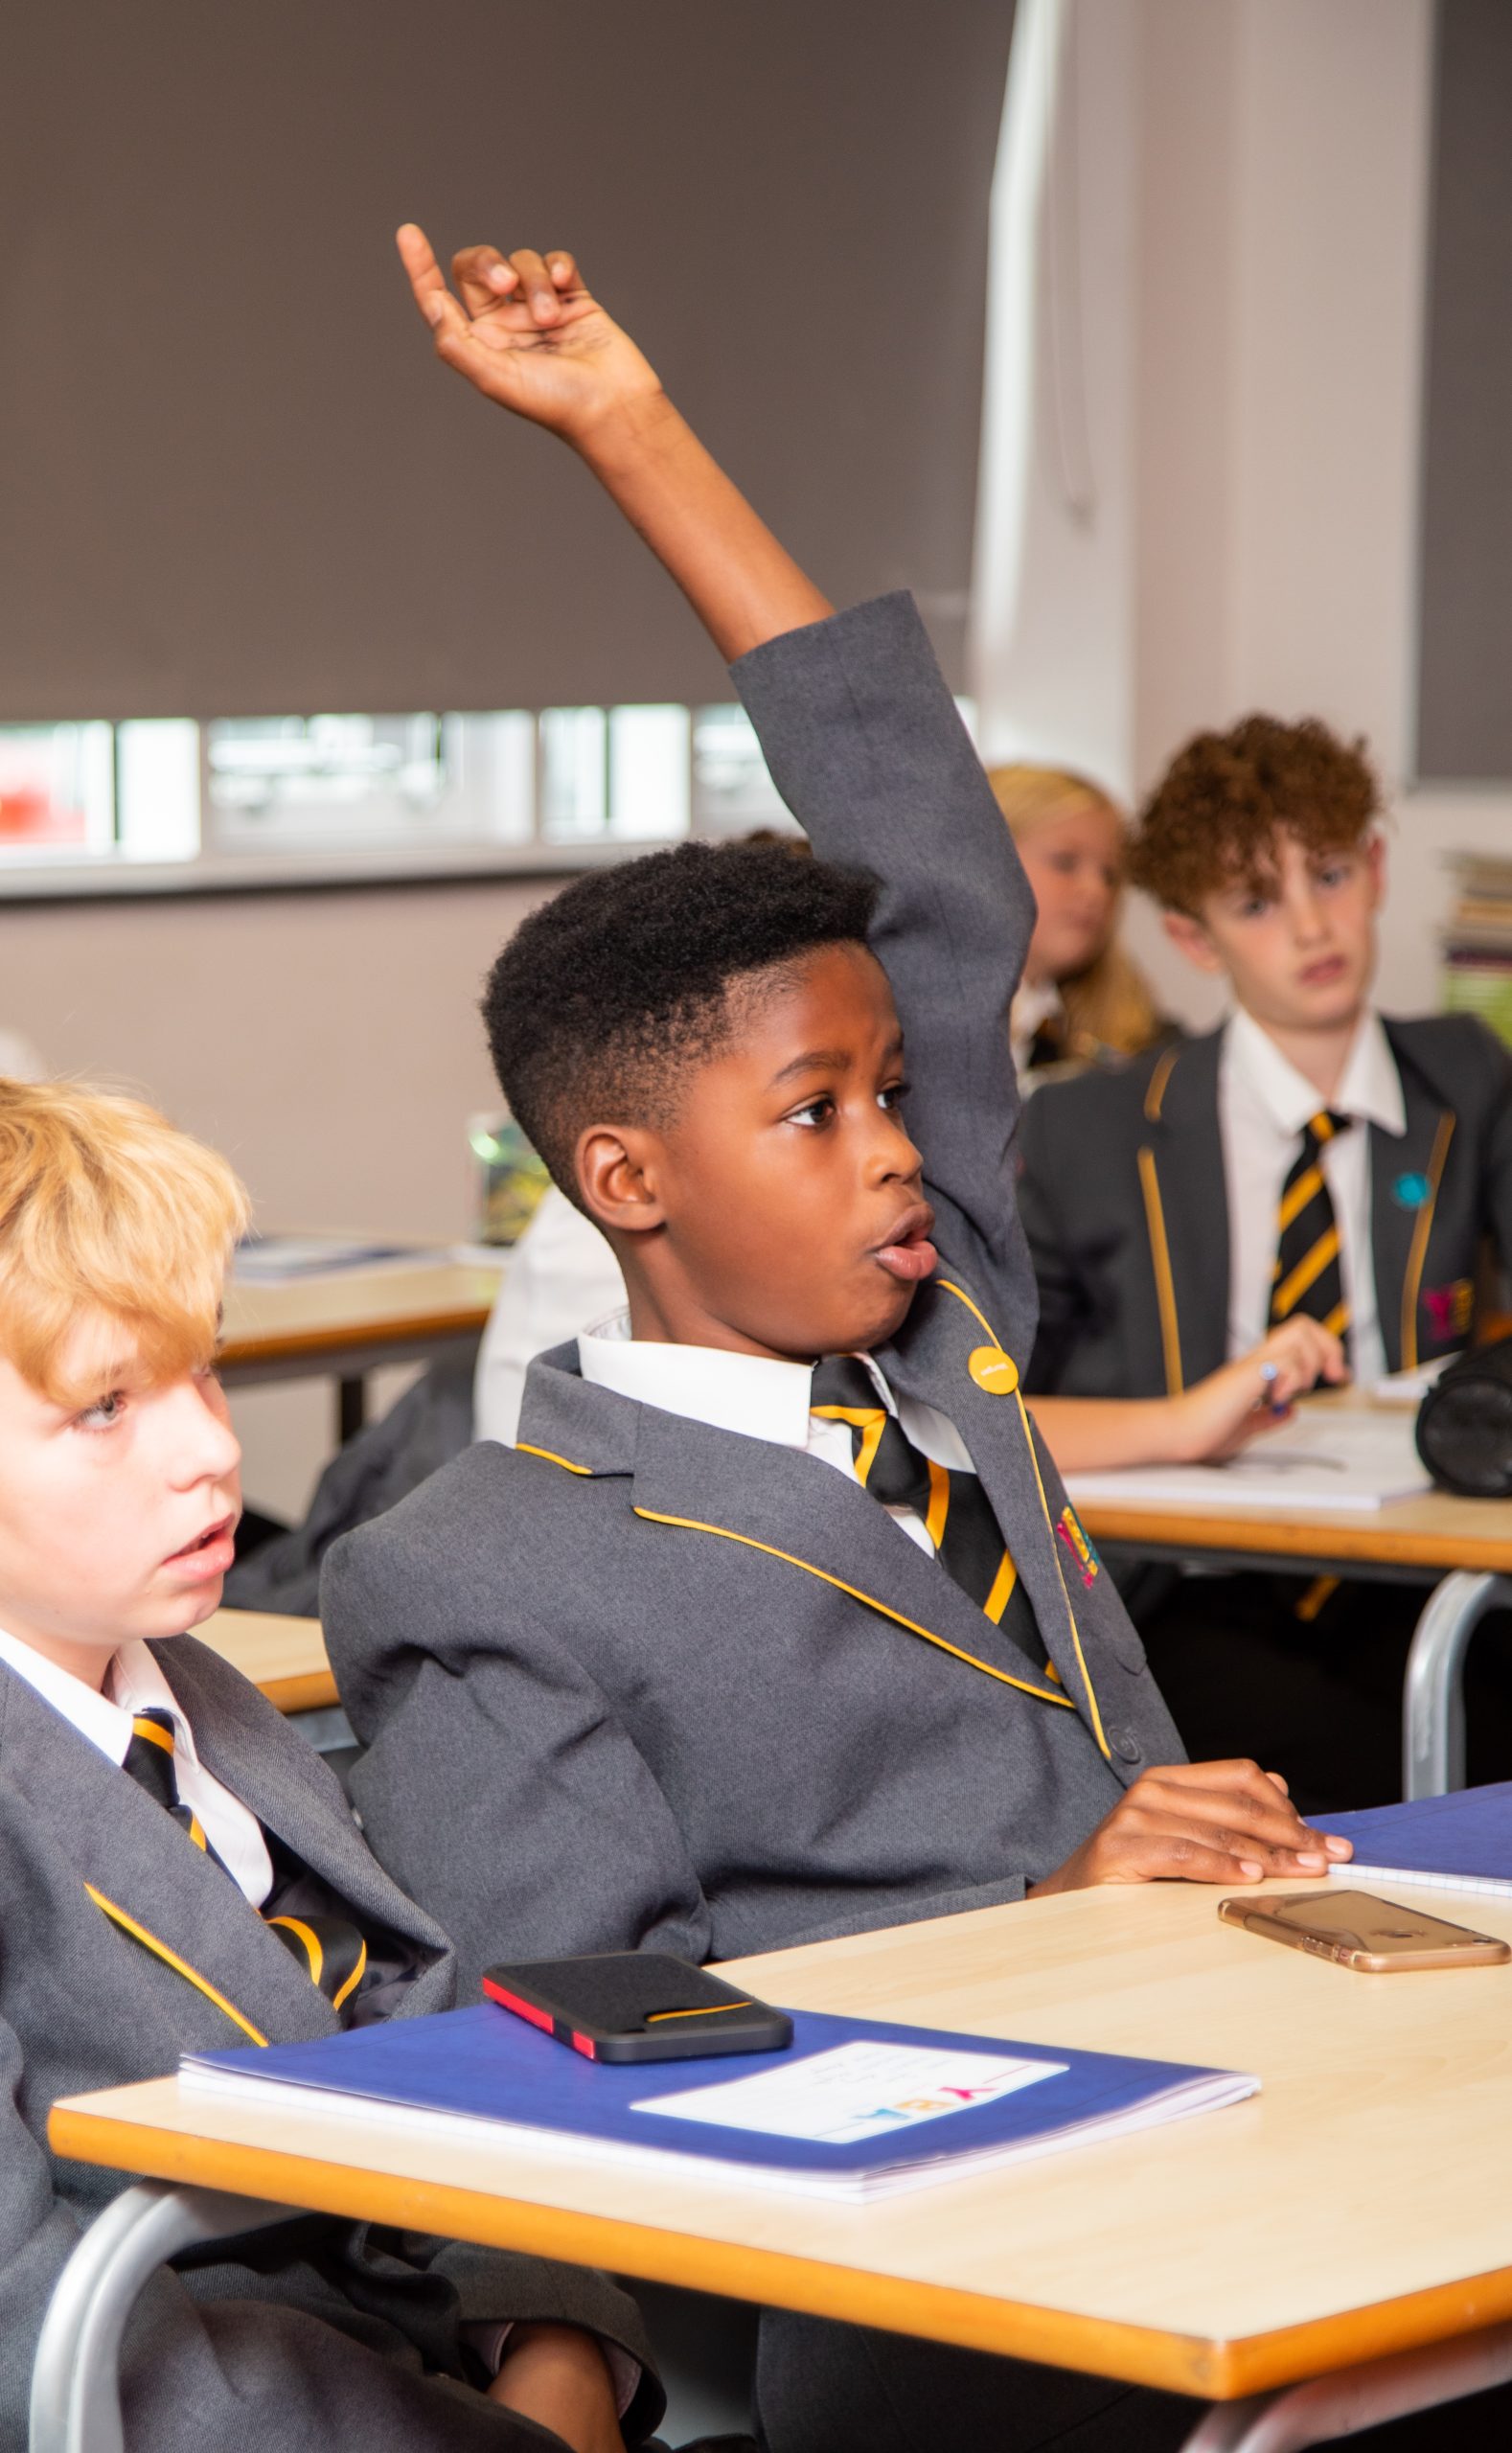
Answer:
872 1202 938 1284
164 1514 238 1571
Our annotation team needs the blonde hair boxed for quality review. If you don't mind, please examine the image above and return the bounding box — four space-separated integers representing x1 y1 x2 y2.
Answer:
0 1080 247 1403
986 764 1165 1063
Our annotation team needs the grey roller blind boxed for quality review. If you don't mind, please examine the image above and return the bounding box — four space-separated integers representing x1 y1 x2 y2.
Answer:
1416 0 1512 781
0 1 1012 722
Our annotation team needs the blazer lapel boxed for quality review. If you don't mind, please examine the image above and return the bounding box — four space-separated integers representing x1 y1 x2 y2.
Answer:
885 1281 1112 1750
1371 1033 1458 1371
4 1668 339 2047
1141 1032 1229 1390
160 1636 457 2022
627 1401 1072 1711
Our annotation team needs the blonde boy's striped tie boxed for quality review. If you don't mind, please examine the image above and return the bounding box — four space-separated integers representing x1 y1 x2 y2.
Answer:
121 1708 367 2018
1269 1111 1352 1360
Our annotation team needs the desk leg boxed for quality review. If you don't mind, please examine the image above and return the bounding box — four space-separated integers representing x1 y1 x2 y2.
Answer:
1179 2318 1512 2450
1403 1570 1512 1800
30 2181 296 2453
336 1374 367 1443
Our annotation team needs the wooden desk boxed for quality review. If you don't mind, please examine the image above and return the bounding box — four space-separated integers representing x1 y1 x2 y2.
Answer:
195 1610 335 1716
1072 1414 1512 1800
219 1257 505 1438
1077 1484 1512 1585
40 1883 1512 2450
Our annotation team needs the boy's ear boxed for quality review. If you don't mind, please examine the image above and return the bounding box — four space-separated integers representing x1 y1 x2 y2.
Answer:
1365 829 1387 903
1160 906 1225 975
574 1125 668 1237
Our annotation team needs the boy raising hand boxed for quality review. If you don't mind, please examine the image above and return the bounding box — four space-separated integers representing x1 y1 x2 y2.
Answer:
328 230 1348 1998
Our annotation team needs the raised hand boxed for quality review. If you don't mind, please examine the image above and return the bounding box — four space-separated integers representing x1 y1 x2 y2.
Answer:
1027 1758 1353 1897
397 224 663 448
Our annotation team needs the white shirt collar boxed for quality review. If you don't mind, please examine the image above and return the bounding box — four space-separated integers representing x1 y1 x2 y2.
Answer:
577 1309 892 1447
0 1628 193 1770
1224 1006 1406 1140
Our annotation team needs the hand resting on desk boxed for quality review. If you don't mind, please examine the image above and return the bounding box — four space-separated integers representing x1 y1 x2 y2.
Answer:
1028 1759 1354 1897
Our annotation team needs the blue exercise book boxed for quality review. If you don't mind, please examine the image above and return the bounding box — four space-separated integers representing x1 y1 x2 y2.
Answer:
182 2002 1256 2202
1318 1781 1512 1899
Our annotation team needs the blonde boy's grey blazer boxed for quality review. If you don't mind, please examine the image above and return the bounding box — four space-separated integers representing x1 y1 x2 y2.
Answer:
325 593 1184 1991
0 1639 657 2452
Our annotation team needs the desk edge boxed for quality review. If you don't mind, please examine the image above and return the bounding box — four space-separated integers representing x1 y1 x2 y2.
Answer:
45 2105 1512 2400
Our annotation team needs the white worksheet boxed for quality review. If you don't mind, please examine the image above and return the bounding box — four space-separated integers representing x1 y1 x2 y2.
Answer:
636 2041 1065 2146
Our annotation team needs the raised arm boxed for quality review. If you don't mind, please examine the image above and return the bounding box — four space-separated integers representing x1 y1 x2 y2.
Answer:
400 226 1037 1317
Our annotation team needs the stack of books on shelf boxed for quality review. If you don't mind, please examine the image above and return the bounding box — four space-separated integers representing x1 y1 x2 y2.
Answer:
1443 856 1512 1049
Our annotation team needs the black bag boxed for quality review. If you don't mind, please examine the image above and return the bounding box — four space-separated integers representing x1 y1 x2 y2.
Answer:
1415 1334 1512 1498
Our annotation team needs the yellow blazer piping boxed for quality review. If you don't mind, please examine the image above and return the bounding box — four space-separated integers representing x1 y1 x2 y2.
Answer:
630 1507 1075 1708
1135 1148 1184 1396
1143 1044 1180 1125
85 1884 269 2047
935 1280 1112 1758
1399 1112 1455 1372
517 1442 594 1476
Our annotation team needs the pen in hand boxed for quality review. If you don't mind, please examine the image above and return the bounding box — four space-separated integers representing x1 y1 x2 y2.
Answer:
1258 1362 1290 1420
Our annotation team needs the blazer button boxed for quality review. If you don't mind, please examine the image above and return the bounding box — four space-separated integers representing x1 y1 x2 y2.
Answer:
1108 1727 1142 1764
969 1345 1019 1395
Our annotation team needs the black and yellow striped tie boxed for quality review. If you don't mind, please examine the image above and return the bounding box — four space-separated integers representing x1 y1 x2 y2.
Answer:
811 1358 1044 1664
122 1708 367 2019
1269 1110 1352 1358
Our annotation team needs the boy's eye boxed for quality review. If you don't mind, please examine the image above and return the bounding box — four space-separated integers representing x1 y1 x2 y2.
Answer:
788 1096 835 1129
75 1390 127 1433
878 1080 910 1112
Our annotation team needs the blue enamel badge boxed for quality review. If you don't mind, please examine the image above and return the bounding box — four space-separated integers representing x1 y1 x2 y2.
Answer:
1392 1171 1431 1210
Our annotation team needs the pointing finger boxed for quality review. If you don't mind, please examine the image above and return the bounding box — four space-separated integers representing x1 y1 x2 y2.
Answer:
396 223 454 328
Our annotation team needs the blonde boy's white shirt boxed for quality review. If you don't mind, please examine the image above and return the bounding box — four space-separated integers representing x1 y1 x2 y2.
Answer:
577 1310 975 1559
0 1627 273 1905
1220 1006 1407 1386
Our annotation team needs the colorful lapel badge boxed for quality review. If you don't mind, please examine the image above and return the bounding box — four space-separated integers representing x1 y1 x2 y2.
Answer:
1422 1278 1474 1341
1392 1170 1432 1210
1057 1506 1100 1589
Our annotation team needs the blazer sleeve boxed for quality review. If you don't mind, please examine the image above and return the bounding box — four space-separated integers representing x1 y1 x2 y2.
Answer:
732 591 1041 1355
0 2013 647 2453
324 1517 716 1996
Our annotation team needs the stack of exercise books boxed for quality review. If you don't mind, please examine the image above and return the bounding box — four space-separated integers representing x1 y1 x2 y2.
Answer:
1442 855 1512 1051
181 2003 1258 2203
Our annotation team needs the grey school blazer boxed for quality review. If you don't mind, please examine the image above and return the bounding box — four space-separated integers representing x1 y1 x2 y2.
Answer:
0 1639 658 2453
324 592 1183 1991
1019 1017 1512 1400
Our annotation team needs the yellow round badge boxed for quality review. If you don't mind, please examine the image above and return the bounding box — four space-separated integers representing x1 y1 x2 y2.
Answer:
968 1345 1019 1395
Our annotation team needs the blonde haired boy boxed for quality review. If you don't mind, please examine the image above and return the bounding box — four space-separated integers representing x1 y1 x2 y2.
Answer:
0 1083 661 2453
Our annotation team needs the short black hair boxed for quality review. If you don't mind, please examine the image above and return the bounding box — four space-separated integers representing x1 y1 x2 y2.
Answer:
483 840 880 1198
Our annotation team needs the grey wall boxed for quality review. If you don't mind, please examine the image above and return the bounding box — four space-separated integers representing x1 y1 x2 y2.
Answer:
1415 0 1512 780
1 1 1011 721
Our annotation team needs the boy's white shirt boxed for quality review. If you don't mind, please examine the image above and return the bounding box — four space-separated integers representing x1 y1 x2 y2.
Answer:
1220 1004 1407 1385
0 1626 273 1905
577 1312 975 1559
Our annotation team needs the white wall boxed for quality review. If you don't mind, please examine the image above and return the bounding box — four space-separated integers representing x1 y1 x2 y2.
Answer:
0 879 551 1513
978 0 1509 1036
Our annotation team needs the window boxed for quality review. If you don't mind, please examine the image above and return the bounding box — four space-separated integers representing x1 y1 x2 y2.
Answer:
0 701 801 897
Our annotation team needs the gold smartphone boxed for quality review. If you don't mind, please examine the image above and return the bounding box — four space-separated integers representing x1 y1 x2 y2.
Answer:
1218 1889 1511 1973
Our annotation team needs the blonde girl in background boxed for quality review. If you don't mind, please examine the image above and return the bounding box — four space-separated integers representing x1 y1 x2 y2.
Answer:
989 764 1167 1081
